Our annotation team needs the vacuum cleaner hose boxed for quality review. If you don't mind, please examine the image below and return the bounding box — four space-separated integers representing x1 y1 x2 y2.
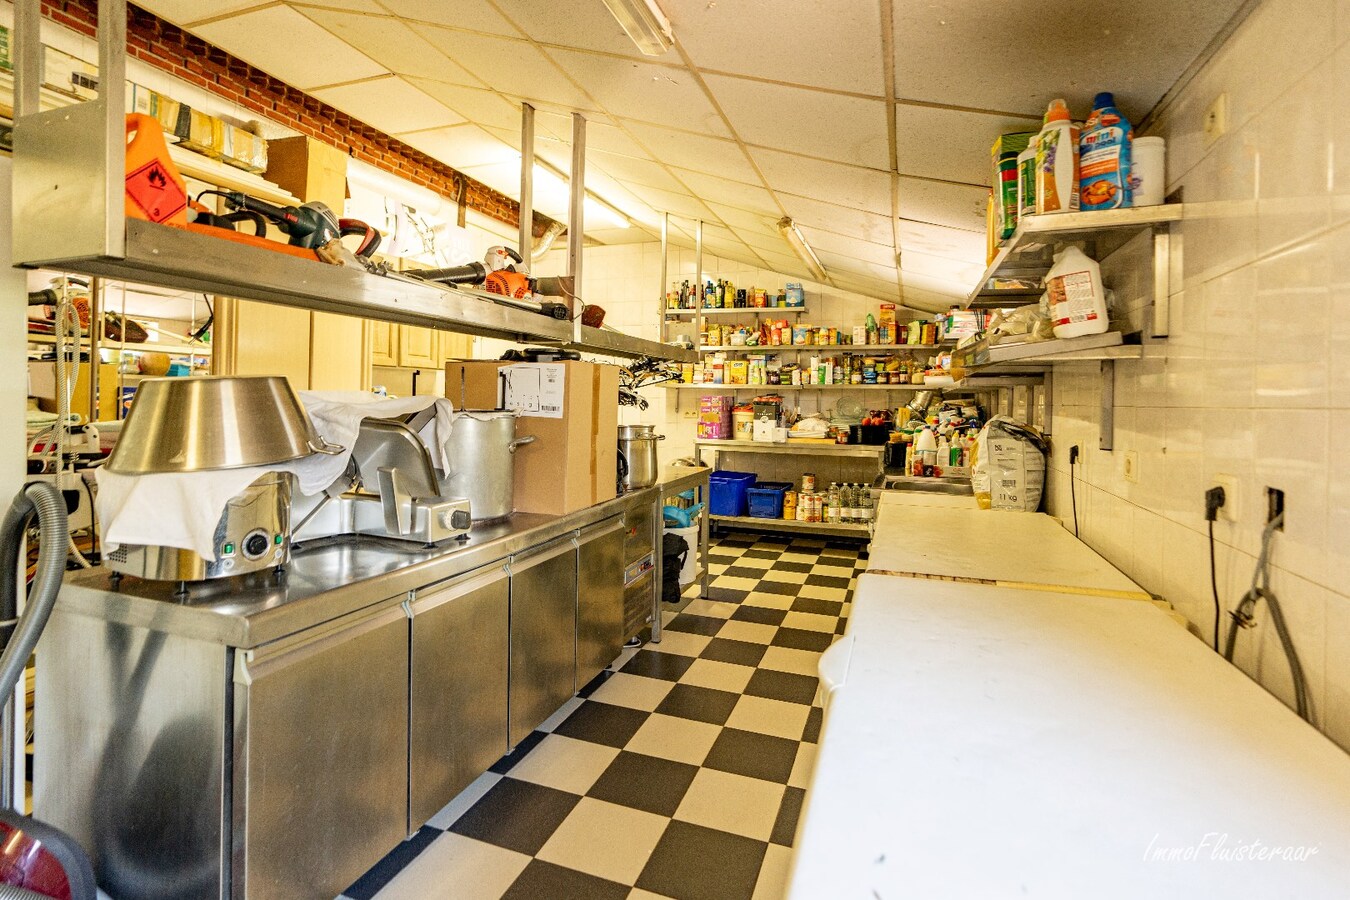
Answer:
0 483 68 704
0 884 59 899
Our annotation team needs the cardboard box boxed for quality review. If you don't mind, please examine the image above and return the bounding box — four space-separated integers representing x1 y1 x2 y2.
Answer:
446 360 618 516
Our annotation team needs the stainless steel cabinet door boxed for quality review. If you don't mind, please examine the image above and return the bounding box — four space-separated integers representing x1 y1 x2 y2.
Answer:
508 537 578 747
233 603 408 900
410 563 509 829
577 520 625 689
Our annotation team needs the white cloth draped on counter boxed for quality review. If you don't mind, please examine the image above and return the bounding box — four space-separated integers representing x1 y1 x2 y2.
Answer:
96 392 458 561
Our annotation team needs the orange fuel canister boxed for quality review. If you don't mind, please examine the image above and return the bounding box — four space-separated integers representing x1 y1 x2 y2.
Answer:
124 113 188 227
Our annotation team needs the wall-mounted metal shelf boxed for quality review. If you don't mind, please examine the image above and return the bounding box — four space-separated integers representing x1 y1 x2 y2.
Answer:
964 205 1184 338
665 307 810 319
694 439 885 458
26 331 213 357
698 342 951 354
23 220 697 363
951 332 1142 371
709 514 870 538
666 376 1041 392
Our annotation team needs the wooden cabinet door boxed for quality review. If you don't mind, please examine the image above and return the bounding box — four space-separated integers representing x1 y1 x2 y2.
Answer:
370 320 398 367
399 325 439 369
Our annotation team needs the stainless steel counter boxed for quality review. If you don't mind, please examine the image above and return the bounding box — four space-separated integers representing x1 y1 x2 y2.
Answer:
61 488 660 649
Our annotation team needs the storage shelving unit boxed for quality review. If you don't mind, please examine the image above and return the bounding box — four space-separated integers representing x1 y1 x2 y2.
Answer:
963 204 1183 339
694 439 885 458
664 306 810 318
951 332 1142 371
26 332 212 358
667 375 1042 392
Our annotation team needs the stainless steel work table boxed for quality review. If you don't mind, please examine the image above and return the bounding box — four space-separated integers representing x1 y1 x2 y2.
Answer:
650 465 711 642
61 487 657 649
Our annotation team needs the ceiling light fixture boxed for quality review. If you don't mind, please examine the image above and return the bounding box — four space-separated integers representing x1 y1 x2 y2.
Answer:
776 216 827 281
600 0 674 56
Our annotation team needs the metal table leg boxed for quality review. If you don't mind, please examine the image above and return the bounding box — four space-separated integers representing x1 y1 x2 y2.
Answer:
650 491 663 643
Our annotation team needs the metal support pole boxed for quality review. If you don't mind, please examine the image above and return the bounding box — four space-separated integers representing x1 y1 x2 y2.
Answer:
518 103 534 270
89 278 103 423
567 113 586 343
100 0 128 258
658 212 669 341
14 0 40 117
693 219 703 355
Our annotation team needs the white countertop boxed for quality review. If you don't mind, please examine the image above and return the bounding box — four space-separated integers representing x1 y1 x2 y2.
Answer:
869 498 1144 596
790 576 1350 898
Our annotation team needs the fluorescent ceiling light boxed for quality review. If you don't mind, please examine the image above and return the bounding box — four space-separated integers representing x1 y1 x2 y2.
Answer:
600 0 673 56
776 216 827 281
533 161 632 229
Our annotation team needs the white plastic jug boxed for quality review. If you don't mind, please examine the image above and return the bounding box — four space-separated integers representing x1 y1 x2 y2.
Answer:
1046 246 1108 338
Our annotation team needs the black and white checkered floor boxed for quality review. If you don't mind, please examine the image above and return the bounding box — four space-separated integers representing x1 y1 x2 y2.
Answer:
339 532 865 900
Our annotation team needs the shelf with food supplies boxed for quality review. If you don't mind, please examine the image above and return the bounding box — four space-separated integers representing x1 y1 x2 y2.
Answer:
687 372 1019 538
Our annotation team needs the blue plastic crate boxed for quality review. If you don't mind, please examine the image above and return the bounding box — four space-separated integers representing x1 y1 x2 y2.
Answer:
747 485 787 519
709 471 758 517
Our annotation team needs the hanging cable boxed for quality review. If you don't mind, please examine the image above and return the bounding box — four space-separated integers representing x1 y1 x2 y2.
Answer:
1223 512 1310 723
1208 519 1221 652
1067 445 1079 538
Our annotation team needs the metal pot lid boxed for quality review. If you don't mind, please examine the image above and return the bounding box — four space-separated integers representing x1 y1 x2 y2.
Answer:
618 424 658 439
453 408 520 421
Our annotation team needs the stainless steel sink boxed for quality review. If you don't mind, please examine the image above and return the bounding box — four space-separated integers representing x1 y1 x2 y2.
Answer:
872 473 973 495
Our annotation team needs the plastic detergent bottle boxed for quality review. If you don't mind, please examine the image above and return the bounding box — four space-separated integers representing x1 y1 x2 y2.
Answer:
1079 92 1133 210
1035 99 1080 215
1045 246 1108 338
1017 134 1038 220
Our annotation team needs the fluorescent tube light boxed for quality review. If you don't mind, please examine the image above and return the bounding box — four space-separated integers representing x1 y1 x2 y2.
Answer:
776 216 827 281
600 0 674 56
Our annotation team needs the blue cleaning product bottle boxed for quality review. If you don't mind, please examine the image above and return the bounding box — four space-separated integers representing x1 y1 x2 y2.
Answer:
1079 92 1133 210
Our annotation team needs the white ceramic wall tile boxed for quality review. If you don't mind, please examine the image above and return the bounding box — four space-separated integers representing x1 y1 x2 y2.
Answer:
1254 60 1334 257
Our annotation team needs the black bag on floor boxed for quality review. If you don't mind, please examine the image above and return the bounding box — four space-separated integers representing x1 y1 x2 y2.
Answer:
661 532 689 603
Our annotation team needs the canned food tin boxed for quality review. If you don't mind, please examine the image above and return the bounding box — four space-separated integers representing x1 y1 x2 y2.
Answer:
801 473 816 492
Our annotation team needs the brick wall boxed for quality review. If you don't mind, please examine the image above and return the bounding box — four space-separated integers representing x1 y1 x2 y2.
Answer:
40 0 553 237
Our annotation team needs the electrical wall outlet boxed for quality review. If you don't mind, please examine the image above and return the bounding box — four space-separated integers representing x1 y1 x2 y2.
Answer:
1212 474 1238 522
1266 487 1285 529
1203 93 1228 146
1123 450 1139 483
680 407 698 419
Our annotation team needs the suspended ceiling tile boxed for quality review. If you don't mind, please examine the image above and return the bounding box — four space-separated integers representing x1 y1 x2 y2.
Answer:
419 29 597 112
900 270 971 299
544 49 729 137
750 147 892 216
138 1 280 27
894 105 1038 185
587 150 685 192
407 80 526 131
891 0 1248 117
620 121 759 183
456 161 525 197
492 0 658 58
666 0 884 95
704 202 778 234
894 283 954 312
376 0 518 33
314 75 464 134
672 170 777 216
732 224 791 255
896 177 989 232
704 74 889 169
899 249 987 286
814 249 879 281
299 8 479 84
778 193 894 245
533 113 649 159
897 220 985 262
754 249 815 279
399 123 516 169
194 7 388 90
617 182 714 219
798 226 897 268
586 226 656 245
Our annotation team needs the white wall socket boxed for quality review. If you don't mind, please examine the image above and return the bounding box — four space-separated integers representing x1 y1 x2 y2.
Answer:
1213 474 1239 523
1123 450 1140 483
1203 93 1228 146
